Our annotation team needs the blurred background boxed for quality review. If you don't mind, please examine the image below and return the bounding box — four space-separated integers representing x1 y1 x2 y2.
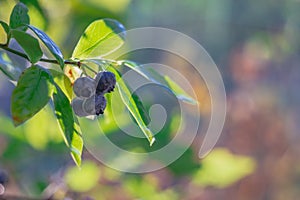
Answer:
0 0 300 199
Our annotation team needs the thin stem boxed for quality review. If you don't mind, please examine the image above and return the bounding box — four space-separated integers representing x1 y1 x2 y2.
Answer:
0 44 79 66
81 63 97 75
0 43 28 59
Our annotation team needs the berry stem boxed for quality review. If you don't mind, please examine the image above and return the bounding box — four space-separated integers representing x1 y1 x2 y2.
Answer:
81 63 97 74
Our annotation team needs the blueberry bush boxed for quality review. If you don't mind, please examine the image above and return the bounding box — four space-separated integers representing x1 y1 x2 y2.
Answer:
0 2 196 166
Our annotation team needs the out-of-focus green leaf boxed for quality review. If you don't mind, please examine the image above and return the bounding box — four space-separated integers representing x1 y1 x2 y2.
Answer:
168 147 200 176
0 112 24 139
0 21 10 34
9 2 30 31
124 177 179 200
72 19 125 59
64 161 100 192
27 25 64 68
109 66 155 146
121 61 197 104
11 29 43 63
52 84 83 166
49 69 72 100
99 92 129 133
11 65 54 126
20 0 49 29
23 105 63 149
193 148 256 188
0 51 22 81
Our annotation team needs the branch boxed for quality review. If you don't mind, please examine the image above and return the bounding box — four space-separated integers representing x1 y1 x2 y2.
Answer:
0 44 78 66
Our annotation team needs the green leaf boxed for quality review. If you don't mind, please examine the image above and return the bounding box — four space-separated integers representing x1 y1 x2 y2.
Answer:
64 161 100 192
108 66 155 146
27 25 64 68
9 2 30 31
0 21 10 34
130 92 151 126
121 61 197 104
52 84 83 166
20 0 49 29
0 51 22 81
72 19 125 59
11 29 43 63
193 148 256 188
49 69 73 100
11 65 54 126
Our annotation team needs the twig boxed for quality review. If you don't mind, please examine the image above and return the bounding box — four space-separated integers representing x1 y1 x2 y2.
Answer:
0 44 78 66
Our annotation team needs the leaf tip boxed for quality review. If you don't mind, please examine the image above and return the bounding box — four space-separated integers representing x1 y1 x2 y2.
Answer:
149 137 156 146
12 115 23 127
185 97 198 105
71 149 82 167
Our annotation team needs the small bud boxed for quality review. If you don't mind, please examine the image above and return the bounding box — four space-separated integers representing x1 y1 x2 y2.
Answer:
95 71 116 95
73 77 96 98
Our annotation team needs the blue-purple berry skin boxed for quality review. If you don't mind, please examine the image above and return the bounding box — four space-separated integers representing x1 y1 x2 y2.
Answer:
95 71 116 95
72 71 115 117
71 98 89 117
73 77 96 98
95 95 106 115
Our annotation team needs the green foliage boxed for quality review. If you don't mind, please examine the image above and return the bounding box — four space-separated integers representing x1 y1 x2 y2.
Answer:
52 84 83 166
121 60 197 104
27 25 64 68
72 19 125 59
0 3 197 165
49 69 73 100
124 176 178 200
9 2 30 31
109 66 155 145
0 52 22 81
11 65 54 126
11 29 42 63
0 21 10 35
64 161 101 192
192 148 256 188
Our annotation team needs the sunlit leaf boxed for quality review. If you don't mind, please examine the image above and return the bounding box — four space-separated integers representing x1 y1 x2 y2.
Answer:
11 65 54 126
124 177 178 199
0 21 10 34
11 29 43 63
52 84 83 166
49 69 73 100
64 161 100 192
27 25 64 68
72 19 125 59
193 148 256 188
9 2 30 31
0 51 22 81
108 66 155 146
121 60 197 104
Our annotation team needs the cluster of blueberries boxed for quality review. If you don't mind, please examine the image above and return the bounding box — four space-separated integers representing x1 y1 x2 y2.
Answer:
71 71 116 117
